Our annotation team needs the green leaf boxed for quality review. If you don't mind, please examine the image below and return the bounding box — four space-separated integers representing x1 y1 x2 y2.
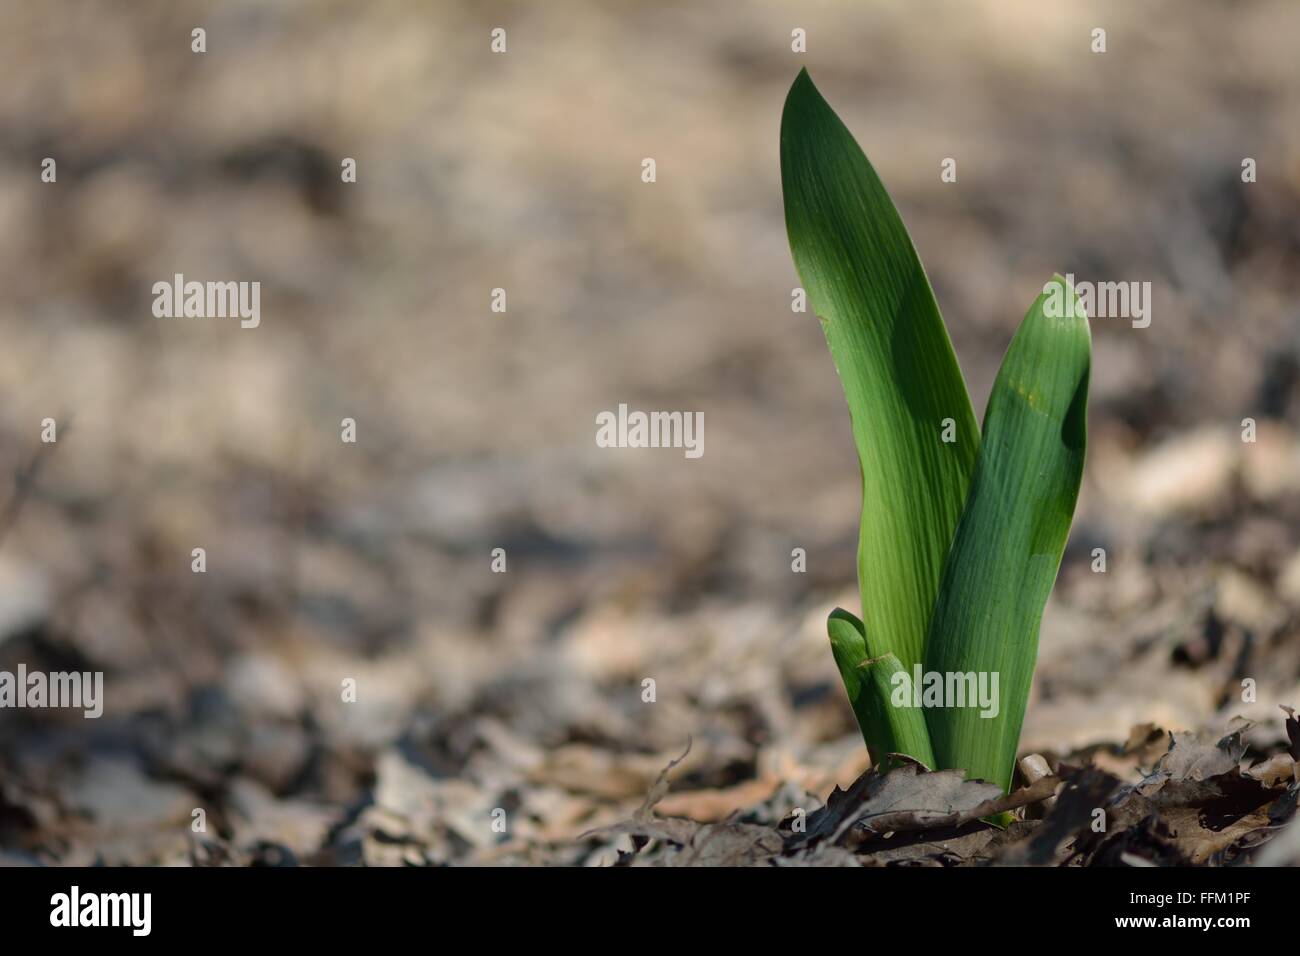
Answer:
862 653 937 772
827 608 936 769
826 608 879 752
781 69 979 753
923 276 1090 792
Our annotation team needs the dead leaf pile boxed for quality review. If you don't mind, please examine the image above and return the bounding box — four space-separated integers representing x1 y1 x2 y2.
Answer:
590 712 1300 867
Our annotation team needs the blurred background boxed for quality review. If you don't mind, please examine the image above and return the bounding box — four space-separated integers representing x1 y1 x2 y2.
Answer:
1 0 1299 865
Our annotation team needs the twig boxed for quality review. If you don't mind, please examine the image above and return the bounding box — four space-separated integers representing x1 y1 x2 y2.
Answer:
0 417 71 550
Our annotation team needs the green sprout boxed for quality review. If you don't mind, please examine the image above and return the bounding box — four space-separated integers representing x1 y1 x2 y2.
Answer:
781 69 1091 793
